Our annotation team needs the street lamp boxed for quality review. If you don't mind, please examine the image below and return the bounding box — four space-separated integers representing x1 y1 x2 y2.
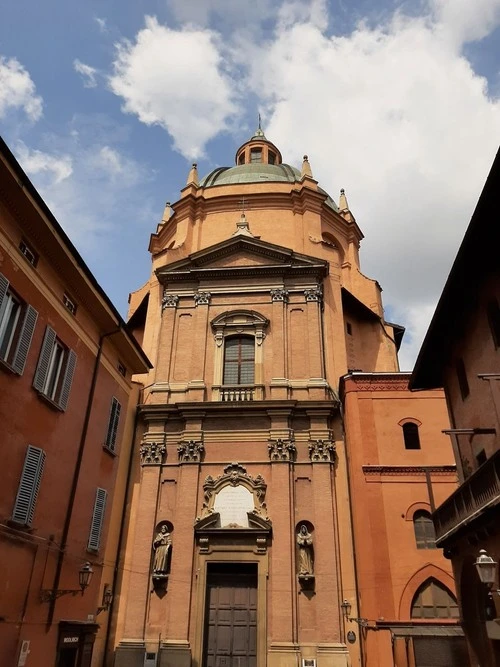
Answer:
475 549 500 596
96 584 113 616
40 562 94 602
341 599 369 627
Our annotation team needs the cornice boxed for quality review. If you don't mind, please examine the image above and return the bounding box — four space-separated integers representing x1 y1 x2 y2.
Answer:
363 465 457 476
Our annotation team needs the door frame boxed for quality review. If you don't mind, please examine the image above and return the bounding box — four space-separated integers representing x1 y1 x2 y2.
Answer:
192 550 268 667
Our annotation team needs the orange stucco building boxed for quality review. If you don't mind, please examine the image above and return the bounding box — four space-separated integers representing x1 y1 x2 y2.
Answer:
0 137 151 667
108 129 466 667
411 147 500 666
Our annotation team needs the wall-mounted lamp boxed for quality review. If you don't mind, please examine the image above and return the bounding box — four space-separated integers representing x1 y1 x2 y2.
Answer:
40 562 94 603
341 599 369 628
96 584 113 616
475 549 500 597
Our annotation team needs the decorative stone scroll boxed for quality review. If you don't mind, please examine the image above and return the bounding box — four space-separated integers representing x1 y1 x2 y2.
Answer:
195 463 269 524
308 439 336 462
270 288 289 303
304 285 323 302
268 438 296 462
140 441 166 466
162 291 179 310
194 291 211 306
177 440 205 463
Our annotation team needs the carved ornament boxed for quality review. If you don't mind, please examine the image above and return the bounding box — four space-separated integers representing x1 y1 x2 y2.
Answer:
304 286 323 302
177 440 205 463
194 292 211 306
140 441 166 465
270 288 289 303
268 438 296 462
196 462 269 523
162 291 179 310
308 439 336 462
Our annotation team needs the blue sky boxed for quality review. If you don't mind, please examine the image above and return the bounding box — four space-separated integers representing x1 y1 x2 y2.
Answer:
1 0 500 369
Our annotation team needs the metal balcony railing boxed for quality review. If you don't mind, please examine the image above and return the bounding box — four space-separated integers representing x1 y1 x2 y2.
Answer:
433 448 500 544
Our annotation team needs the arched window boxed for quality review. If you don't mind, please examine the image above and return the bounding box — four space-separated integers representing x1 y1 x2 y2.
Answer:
413 510 436 549
223 336 255 385
403 422 420 450
411 578 459 618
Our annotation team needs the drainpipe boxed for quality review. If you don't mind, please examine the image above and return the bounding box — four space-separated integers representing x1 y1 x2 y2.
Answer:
339 384 366 667
47 327 121 626
101 395 141 666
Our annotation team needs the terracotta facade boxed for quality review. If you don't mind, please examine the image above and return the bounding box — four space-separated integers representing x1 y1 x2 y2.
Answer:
0 138 150 667
111 131 462 667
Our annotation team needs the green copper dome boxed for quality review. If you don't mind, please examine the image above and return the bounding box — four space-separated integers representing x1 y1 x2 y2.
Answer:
200 163 301 187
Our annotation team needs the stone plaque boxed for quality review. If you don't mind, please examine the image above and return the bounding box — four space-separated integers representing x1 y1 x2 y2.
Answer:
213 485 254 527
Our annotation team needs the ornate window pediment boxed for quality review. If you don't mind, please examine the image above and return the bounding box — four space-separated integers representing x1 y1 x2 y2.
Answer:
194 463 271 531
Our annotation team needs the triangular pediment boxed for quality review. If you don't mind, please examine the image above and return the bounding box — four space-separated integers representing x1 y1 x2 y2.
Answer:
156 236 328 281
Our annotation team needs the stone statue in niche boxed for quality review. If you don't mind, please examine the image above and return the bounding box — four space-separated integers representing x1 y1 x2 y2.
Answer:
297 524 314 579
152 525 172 580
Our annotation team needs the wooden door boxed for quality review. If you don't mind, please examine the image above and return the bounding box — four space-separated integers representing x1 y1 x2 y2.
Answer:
204 564 257 667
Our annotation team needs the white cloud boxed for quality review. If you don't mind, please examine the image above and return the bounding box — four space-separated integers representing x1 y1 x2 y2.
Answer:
108 16 239 159
73 59 98 88
94 16 108 33
15 142 73 184
0 56 43 121
13 128 152 250
241 0 500 368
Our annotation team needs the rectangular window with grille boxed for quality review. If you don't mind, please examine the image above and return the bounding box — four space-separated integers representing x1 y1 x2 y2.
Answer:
33 326 77 410
12 445 46 526
88 487 107 552
0 273 38 375
223 337 255 385
104 397 121 452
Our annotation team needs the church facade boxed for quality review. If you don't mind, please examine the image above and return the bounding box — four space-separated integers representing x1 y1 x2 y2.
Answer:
110 130 463 667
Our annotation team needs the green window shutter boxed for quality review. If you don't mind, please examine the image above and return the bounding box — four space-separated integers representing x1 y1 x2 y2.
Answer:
105 397 121 451
0 272 9 314
11 305 38 375
12 445 46 525
88 487 107 551
33 326 56 392
58 349 77 410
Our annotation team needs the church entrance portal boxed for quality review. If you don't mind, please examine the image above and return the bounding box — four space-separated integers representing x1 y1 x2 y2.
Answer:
203 563 258 667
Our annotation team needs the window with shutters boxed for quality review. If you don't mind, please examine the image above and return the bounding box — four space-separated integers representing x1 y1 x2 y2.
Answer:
33 326 77 410
413 510 437 549
0 273 38 375
411 579 459 618
11 445 45 526
88 487 107 552
104 397 121 452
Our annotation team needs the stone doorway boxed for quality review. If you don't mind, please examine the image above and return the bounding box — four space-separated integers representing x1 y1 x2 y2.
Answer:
203 563 258 667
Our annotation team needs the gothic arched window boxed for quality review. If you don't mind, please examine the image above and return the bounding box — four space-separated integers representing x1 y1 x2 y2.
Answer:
411 579 459 618
413 510 437 549
223 336 255 385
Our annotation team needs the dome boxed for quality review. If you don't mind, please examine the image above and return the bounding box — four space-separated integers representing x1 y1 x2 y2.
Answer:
200 163 301 187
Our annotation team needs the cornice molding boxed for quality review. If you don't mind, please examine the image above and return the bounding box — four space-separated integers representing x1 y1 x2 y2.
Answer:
363 465 457 476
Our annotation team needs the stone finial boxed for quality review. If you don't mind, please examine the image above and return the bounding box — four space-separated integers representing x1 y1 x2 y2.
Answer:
339 188 349 211
161 201 172 225
186 162 199 186
301 155 313 179
232 212 255 238
339 188 355 222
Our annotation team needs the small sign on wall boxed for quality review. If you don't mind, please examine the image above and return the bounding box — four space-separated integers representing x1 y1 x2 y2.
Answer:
18 641 30 667
302 660 316 667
